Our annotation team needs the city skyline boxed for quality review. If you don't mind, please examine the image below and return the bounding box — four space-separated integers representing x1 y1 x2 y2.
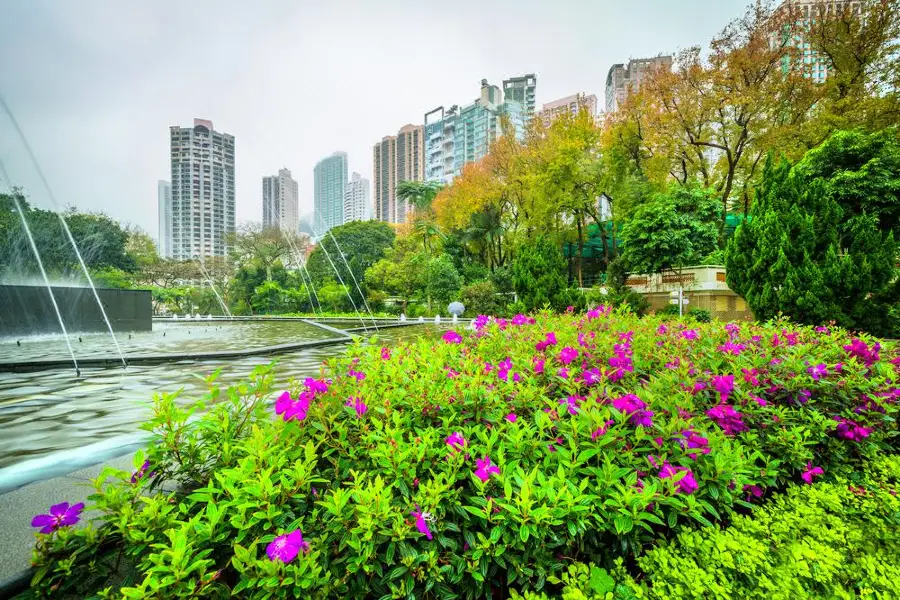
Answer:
0 0 750 241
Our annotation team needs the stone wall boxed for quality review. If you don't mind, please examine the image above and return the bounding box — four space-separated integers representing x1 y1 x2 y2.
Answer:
0 285 151 336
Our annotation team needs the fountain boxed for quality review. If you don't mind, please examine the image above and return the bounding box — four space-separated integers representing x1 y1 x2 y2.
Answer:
434 315 441 324
399 313 407 322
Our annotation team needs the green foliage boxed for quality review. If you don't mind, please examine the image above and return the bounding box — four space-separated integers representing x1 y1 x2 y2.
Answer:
459 280 503 316
307 221 395 305
688 308 712 323
29 312 900 598
619 186 721 275
627 456 900 599
726 129 900 337
422 254 462 310
251 280 287 314
591 258 650 316
512 236 568 310
316 280 351 313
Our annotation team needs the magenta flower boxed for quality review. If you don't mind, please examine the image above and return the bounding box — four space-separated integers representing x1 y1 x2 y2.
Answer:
410 506 433 540
833 417 872 441
801 462 824 485
277 391 311 422
442 330 463 344
607 352 633 382
535 332 558 351
512 314 529 326
474 315 491 330
474 456 500 482
742 368 760 386
706 404 748 436
658 463 698 494
348 368 366 382
725 322 740 337
656 324 669 335
581 368 601 386
717 341 746 356
505 412 517 423
710 375 735 402
681 329 699 341
591 419 615 441
446 432 466 451
380 347 391 360
807 363 828 381
266 529 310 563
345 396 368 418
533 357 545 374
558 346 578 365
560 395 582 416
31 502 85 534
557 367 569 379
843 338 881 367
612 394 654 427
304 377 328 395
677 430 710 459
743 484 764 499
130 460 154 484
275 391 293 416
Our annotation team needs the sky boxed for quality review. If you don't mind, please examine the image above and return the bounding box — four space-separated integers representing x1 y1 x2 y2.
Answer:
0 0 749 242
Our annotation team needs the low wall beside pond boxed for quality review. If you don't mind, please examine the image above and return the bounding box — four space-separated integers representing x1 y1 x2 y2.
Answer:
0 284 152 336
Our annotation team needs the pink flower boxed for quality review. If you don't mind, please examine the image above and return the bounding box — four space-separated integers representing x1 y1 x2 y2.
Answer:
581 368 601 386
710 375 735 402
345 396 368 418
658 463 698 494
474 456 500 482
833 417 872 441
612 394 654 427
807 363 828 381
558 346 578 365
801 462 824 485
31 502 84 534
681 329 699 341
505 412 517 423
446 432 466 451
706 404 748 436
560 395 582 416
591 420 615 441
533 357 545 374
410 506 433 540
266 530 310 563
844 338 881 367
442 330 463 344
304 377 328 395
535 332 558 351
380 347 391 360
717 341 746 356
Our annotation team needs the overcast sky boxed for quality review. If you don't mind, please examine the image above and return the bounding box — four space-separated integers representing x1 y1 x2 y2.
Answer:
0 0 748 241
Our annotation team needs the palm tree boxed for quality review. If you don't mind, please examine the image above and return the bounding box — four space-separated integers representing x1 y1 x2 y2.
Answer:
396 181 445 253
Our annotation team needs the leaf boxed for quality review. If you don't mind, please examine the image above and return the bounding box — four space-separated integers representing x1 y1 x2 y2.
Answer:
519 524 530 543
614 514 633 534
589 566 616 594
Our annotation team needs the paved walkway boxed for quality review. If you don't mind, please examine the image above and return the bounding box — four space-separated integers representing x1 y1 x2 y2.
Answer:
0 453 153 597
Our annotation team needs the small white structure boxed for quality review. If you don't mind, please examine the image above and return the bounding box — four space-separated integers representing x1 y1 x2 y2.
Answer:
434 315 441 324
418 316 425 323
399 313 407 322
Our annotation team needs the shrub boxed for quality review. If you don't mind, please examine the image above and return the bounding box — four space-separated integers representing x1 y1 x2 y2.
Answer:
689 308 711 323
29 312 900 598
459 281 503 316
512 236 568 310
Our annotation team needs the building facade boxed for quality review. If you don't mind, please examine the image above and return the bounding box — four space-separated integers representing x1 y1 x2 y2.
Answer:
313 152 348 234
168 119 235 260
502 74 537 124
157 180 172 258
773 0 861 84
423 105 458 184
343 172 371 223
452 79 503 176
605 56 673 112
262 168 299 233
538 93 600 128
372 124 423 224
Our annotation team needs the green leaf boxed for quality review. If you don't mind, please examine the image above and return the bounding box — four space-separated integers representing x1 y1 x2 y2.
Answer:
614 514 633 534
589 567 616 594
519 524 530 543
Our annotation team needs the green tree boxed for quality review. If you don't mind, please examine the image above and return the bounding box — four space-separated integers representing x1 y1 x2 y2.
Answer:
307 220 395 305
422 254 462 312
251 280 286 314
726 129 899 336
511 236 567 311
619 185 720 275
364 236 425 313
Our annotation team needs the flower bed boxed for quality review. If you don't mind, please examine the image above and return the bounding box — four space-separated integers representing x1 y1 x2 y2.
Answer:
29 309 899 598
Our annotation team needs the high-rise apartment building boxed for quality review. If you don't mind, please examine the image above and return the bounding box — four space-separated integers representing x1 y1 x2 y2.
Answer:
157 180 172 258
372 124 423 224
605 56 673 112
423 76 533 183
262 168 299 233
313 152 348 234
424 105 458 184
343 172 371 223
168 119 235 260
502 74 537 125
772 0 861 84
538 93 600 128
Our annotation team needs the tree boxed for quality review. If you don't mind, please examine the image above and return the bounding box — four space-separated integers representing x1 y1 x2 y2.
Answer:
726 129 899 336
397 180 445 254
229 223 306 281
364 235 425 312
619 185 720 275
511 236 568 311
125 227 159 270
306 220 395 305
422 254 462 312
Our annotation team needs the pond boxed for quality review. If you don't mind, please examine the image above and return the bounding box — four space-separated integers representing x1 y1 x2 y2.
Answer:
0 321 443 483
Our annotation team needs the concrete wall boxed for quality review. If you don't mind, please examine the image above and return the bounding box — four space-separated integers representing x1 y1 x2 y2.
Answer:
0 285 151 337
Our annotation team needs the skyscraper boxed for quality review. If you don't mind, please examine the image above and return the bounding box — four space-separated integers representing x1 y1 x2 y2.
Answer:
372 124 423 223
502 74 537 125
453 80 503 176
344 172 371 223
424 105 457 184
313 152 348 235
168 119 235 260
605 56 673 112
538 93 600 127
772 0 860 84
157 180 172 258
262 168 299 233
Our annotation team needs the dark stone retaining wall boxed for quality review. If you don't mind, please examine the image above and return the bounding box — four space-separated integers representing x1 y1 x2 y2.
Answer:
0 284 151 336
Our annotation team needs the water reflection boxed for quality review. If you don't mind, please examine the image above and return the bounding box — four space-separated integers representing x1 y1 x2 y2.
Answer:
0 323 438 470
